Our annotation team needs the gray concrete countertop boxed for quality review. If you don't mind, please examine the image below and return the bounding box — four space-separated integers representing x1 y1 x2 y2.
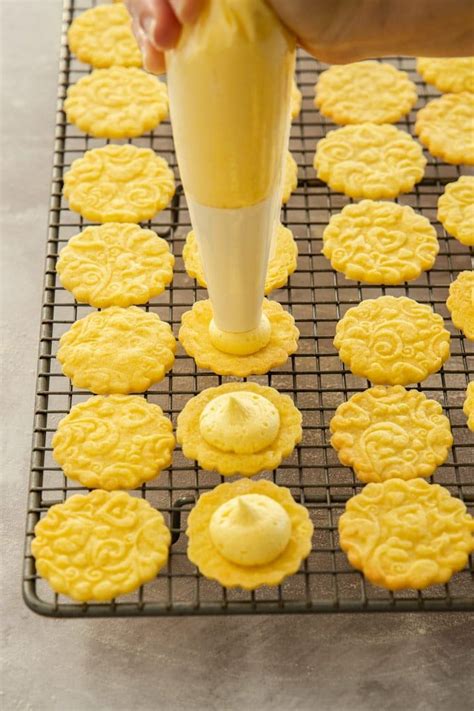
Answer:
1 2 473 709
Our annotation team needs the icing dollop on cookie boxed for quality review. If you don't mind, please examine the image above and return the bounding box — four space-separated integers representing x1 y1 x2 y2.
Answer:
199 392 280 454
209 314 271 355
209 494 291 566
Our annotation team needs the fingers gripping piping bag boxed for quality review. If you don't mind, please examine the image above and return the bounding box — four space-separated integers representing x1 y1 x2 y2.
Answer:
166 0 295 350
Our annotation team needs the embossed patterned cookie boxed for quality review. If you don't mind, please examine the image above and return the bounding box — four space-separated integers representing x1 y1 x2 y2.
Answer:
437 176 474 246
53 395 175 490
314 124 426 199
56 223 174 308
32 490 171 602
322 201 439 284
291 80 302 120
464 382 474 431
330 386 453 482
415 92 474 164
177 382 302 476
334 296 450 385
315 61 417 124
282 151 298 203
179 299 299 377
68 4 141 68
447 271 474 340
63 144 175 223
57 306 176 394
187 478 313 590
339 479 474 590
64 67 168 139
417 57 474 94
183 224 297 294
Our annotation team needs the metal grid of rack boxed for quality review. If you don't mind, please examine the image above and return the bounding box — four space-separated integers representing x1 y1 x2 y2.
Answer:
23 0 473 617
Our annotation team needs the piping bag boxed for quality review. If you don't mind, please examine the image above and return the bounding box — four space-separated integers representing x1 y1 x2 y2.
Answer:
166 0 295 354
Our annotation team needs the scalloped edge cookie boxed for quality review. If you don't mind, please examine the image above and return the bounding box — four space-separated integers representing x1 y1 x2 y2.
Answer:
416 57 474 94
330 385 453 482
52 394 175 490
179 299 299 377
339 478 474 590
463 382 474 432
182 224 297 295
64 67 168 139
437 176 474 246
176 382 302 476
415 92 474 165
315 61 417 124
446 271 474 340
32 490 171 602
186 478 313 590
56 223 174 308
57 306 176 395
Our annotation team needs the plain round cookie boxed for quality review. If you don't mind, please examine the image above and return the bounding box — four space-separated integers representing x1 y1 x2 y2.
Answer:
339 479 474 590
52 395 175 490
446 271 474 341
315 61 417 124
322 200 439 284
330 386 453 482
64 67 168 139
57 306 176 394
68 4 141 68
417 57 474 93
179 299 299 377
56 223 174 308
32 490 171 602
183 224 297 294
187 478 313 590
464 382 474 432
176 382 302 476
314 123 426 199
437 176 474 246
415 92 474 164
334 295 450 385
63 144 175 223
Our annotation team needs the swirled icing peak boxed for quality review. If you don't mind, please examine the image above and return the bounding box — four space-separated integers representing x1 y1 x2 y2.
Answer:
199 392 280 454
209 493 291 566
209 313 271 355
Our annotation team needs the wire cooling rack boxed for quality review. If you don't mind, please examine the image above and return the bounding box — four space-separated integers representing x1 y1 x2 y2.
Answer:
23 0 474 617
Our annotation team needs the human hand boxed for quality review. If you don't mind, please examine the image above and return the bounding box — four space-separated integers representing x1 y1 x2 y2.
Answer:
125 0 204 73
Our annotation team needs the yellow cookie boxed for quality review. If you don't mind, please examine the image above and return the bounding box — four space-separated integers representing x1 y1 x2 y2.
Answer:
64 67 168 139
417 57 474 94
53 395 175 490
322 200 439 284
330 386 453 482
57 306 176 394
415 92 474 164
186 478 313 590
282 151 298 204
464 382 474 431
63 144 175 223
315 61 417 124
339 478 474 590
437 176 474 246
291 80 302 120
56 223 174 308
334 295 450 385
182 224 297 294
176 382 302 476
447 271 474 340
314 123 426 199
179 299 299 377
32 490 170 602
68 4 141 68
